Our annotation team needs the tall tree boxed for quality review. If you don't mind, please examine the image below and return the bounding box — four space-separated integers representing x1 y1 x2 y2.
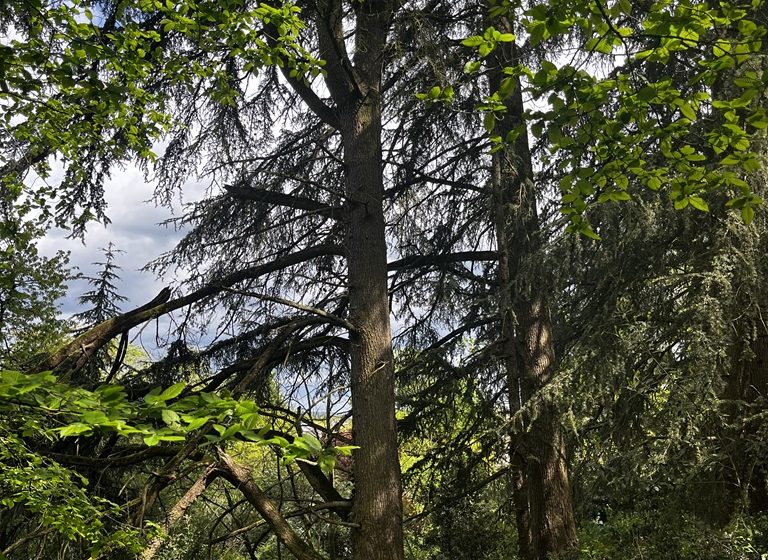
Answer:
488 20 577 560
310 1 404 556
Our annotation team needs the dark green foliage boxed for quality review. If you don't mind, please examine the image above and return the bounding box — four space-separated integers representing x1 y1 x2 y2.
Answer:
0 201 69 369
576 511 768 560
73 243 128 329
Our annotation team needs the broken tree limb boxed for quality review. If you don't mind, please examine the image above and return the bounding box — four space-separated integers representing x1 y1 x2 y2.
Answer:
216 451 325 560
31 245 344 376
139 463 219 560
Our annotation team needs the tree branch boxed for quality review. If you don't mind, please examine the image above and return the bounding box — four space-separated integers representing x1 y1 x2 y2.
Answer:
388 250 497 271
219 286 356 332
216 451 325 560
42 445 203 468
140 464 219 560
32 245 345 375
224 184 345 221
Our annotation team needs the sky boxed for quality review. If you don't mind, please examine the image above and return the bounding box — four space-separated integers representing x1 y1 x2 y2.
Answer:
37 163 205 320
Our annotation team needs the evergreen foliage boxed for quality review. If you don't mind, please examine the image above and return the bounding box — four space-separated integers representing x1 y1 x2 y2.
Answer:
0 0 767 559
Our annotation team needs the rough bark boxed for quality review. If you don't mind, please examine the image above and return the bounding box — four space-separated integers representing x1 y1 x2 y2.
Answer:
490 17 578 560
341 96 404 560
311 1 404 558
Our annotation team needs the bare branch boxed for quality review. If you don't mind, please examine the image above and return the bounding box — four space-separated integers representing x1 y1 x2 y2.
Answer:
216 451 325 560
224 184 345 221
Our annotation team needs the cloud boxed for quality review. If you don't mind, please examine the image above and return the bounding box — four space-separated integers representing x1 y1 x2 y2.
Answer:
37 163 207 323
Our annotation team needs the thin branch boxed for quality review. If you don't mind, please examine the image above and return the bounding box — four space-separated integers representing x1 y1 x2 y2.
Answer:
219 286 356 332
388 250 497 271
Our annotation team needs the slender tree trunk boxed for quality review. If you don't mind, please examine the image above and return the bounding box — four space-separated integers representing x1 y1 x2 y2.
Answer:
140 464 218 560
489 17 577 560
312 2 404 559
341 96 404 559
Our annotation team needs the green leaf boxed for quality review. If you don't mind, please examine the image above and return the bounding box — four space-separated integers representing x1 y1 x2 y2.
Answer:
747 114 768 129
318 452 336 474
158 434 186 442
461 36 484 47
483 112 496 133
580 223 601 240
161 409 181 426
301 433 323 455
463 60 482 74
59 423 92 437
186 416 211 431
81 411 109 425
678 102 696 121
221 425 242 440
585 36 613 54
158 382 185 401
742 205 755 224
333 445 359 456
143 433 161 446
688 196 709 212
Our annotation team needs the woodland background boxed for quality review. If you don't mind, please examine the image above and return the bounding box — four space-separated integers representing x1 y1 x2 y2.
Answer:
1 0 768 559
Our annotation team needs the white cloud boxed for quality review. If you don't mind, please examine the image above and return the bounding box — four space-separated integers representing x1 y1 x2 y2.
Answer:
38 163 207 317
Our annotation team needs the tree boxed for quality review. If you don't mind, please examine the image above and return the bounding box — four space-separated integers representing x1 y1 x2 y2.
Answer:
0 187 69 369
458 0 768 556
3 1 768 559
71 243 129 383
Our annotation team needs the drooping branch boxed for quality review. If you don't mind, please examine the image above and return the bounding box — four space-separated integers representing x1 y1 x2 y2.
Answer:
276 69 340 129
216 451 325 560
314 0 360 100
259 17 340 129
296 461 350 520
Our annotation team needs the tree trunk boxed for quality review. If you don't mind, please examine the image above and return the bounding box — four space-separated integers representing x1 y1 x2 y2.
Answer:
702 320 768 525
490 19 578 560
339 64 404 560
312 2 404 559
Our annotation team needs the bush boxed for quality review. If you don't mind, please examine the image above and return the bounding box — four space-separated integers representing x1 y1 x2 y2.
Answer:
574 510 767 560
